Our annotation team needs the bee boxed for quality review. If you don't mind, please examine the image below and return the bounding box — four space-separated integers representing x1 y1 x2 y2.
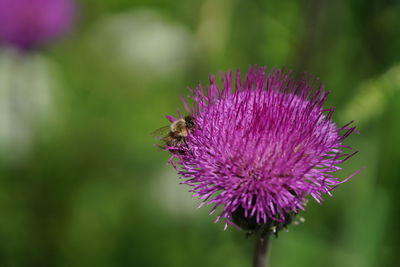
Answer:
153 115 195 148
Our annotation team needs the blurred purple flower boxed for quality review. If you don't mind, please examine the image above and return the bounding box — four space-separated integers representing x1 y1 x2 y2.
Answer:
166 66 360 231
0 0 75 51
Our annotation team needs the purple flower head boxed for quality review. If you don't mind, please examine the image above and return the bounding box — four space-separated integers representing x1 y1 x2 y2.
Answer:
165 66 360 232
0 0 76 51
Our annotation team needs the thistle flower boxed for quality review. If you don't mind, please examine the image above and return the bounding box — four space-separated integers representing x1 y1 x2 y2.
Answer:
165 66 359 232
0 0 75 51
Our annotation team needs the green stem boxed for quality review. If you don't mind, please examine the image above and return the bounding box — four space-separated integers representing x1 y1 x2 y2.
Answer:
253 231 271 267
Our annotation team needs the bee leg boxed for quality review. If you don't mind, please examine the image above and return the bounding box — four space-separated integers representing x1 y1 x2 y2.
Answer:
183 138 194 156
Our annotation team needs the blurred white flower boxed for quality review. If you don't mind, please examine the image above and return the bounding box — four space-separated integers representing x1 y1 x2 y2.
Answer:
0 48 60 162
88 9 192 79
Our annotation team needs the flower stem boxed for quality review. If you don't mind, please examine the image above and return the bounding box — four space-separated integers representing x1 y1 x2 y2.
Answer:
253 231 271 267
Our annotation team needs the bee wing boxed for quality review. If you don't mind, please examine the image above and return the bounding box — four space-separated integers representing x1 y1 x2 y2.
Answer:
151 125 170 140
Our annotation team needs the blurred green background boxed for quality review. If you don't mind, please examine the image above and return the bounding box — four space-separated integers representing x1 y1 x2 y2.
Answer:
0 0 399 266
